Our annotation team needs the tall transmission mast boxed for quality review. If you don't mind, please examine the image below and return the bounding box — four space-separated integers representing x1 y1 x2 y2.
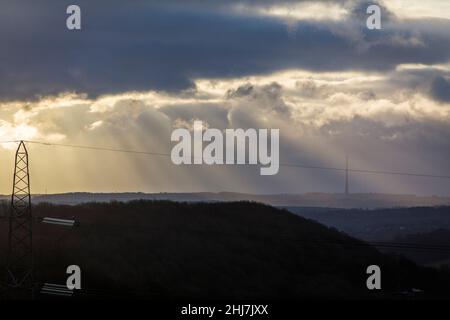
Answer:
6 141 33 298
345 155 349 196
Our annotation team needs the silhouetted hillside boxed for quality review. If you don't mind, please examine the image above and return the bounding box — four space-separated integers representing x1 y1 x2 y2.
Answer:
391 229 450 266
1 201 450 299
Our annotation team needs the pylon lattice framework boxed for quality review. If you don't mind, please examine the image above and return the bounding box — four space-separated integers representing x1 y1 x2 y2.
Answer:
6 141 33 295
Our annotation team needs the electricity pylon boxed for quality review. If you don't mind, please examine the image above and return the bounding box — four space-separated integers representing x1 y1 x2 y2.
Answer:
6 141 34 298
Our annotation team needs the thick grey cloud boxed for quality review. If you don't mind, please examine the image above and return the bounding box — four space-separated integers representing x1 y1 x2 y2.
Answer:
0 0 449 100
1 76 449 195
160 103 230 130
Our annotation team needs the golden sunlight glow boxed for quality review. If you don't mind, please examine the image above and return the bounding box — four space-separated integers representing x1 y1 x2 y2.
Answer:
385 0 450 20
231 2 348 22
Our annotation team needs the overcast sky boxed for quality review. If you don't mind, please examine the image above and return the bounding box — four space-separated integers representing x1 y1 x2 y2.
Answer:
0 0 450 195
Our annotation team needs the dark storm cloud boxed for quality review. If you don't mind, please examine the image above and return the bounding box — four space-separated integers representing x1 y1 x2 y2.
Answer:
1 0 450 100
430 76 450 103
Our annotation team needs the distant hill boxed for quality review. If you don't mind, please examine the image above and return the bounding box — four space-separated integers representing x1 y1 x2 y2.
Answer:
279 206 450 269
286 206 450 241
1 200 449 299
3 191 449 208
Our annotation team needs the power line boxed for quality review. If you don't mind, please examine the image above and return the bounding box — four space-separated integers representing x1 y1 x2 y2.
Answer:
1 207 450 252
23 140 169 157
279 163 450 179
164 228 450 252
16 140 450 180
3 210 450 252
71 223 450 252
